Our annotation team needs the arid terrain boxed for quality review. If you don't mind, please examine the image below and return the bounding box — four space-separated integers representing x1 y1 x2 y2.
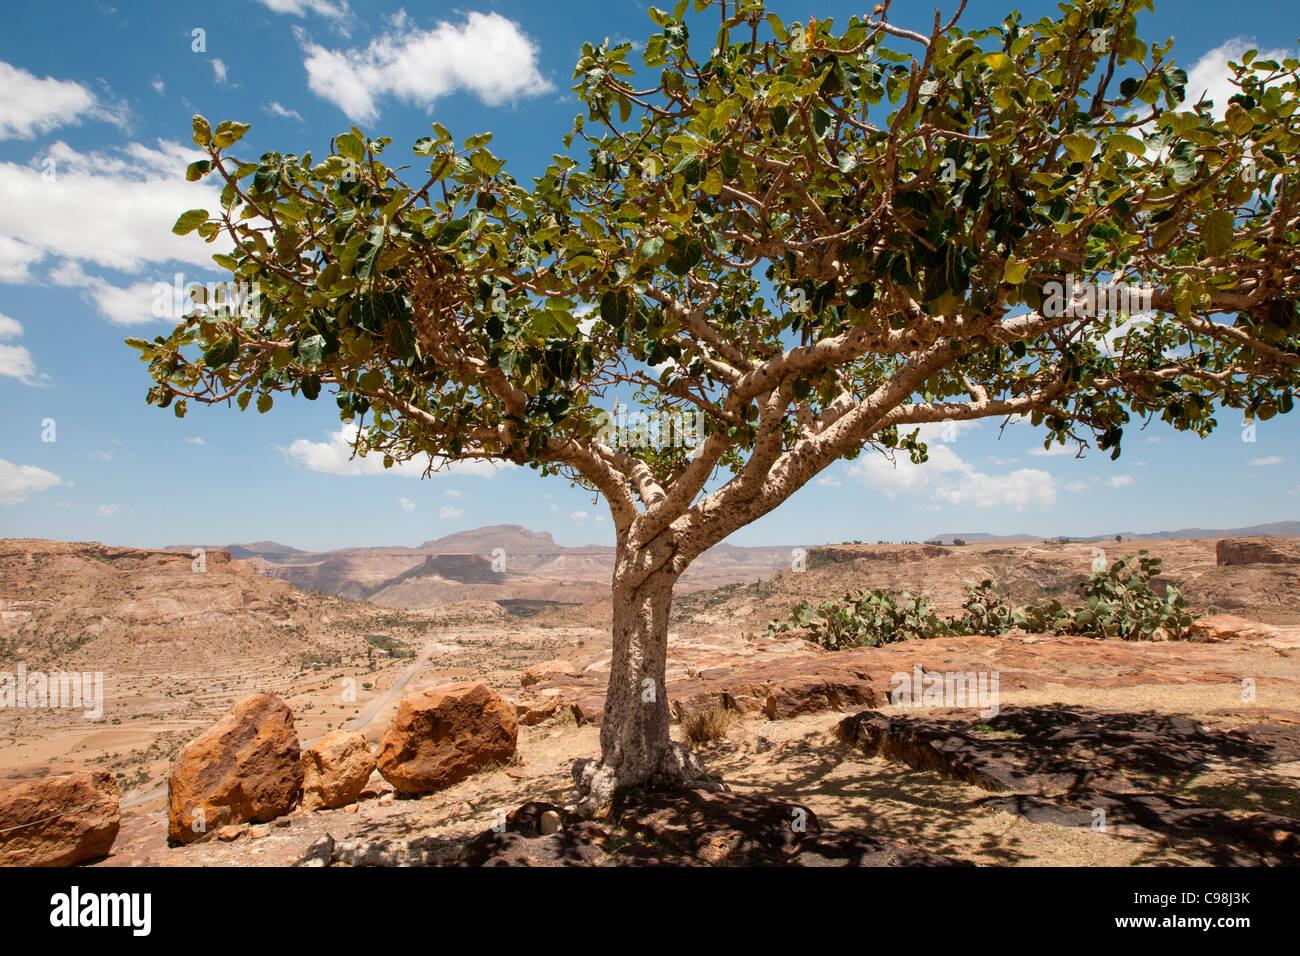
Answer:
1 532 1298 866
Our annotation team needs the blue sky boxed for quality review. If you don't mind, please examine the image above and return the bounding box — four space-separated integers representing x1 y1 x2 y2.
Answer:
0 0 1297 551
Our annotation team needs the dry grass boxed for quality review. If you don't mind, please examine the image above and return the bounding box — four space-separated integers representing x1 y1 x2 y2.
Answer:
680 706 734 745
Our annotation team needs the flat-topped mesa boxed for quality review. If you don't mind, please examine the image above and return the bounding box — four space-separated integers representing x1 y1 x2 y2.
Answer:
810 543 950 564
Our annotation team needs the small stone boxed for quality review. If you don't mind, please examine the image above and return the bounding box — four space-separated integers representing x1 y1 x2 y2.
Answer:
539 810 562 835
217 824 247 842
344 804 359 814
378 793 394 806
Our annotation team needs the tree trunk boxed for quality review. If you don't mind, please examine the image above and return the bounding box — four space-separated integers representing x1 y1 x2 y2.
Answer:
572 558 722 814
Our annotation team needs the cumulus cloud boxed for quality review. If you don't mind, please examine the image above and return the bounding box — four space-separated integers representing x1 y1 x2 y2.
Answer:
211 59 229 85
0 61 126 140
185 436 206 445
0 139 223 295
298 12 552 123
398 496 415 512
848 444 1056 511
570 510 590 524
0 458 64 505
1186 38 1292 120
96 504 119 517
439 505 464 519
1065 479 1091 493
1105 475 1133 488
280 426 507 478
0 313 39 384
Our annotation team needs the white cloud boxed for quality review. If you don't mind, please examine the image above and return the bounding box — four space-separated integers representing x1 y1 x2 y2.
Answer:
0 458 64 505
1028 443 1079 457
1065 479 1091 493
1249 456 1284 466
265 101 305 122
298 12 552 123
151 76 165 95
0 61 125 140
280 426 507 478
570 510 589 524
211 59 229 85
848 444 1056 511
914 419 980 444
185 436 206 445
443 489 462 498
1187 38 1291 120
256 0 350 19
398 496 415 512
815 473 841 487
1145 436 1160 444
96 504 119 518
0 139 223 294
0 312 38 384
1106 475 1133 488
90 449 112 462
439 505 464 519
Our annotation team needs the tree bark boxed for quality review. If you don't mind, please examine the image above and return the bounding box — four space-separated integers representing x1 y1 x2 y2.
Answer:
572 556 722 814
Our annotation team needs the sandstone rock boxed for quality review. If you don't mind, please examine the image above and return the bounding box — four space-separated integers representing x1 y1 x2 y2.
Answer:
0 764 120 866
1216 536 1300 566
521 659 574 688
376 682 518 794
167 693 303 845
1188 614 1280 643
217 824 247 842
301 730 376 811
763 676 877 720
515 696 561 725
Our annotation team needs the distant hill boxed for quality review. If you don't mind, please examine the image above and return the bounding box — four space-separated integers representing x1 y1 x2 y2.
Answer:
929 521 1300 545
166 525 798 609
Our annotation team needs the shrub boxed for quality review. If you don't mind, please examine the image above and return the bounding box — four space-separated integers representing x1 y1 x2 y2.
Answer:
767 588 951 650
679 706 733 745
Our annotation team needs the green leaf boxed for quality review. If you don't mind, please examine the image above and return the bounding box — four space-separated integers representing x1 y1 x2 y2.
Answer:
172 209 209 235
186 160 212 182
464 132 494 150
1002 257 1029 285
600 289 632 327
1225 104 1253 136
191 115 212 148
256 393 273 414
1062 133 1095 162
336 132 364 162
1201 209 1234 257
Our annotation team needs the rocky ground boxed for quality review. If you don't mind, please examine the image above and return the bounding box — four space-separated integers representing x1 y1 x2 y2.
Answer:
1 535 1298 866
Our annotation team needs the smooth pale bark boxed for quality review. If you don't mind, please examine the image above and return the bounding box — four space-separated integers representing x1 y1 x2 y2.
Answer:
573 558 719 814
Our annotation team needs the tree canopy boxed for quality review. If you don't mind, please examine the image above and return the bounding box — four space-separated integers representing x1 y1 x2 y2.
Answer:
135 0 1299 565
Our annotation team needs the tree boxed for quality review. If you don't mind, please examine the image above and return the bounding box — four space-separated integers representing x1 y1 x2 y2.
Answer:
134 0 1300 812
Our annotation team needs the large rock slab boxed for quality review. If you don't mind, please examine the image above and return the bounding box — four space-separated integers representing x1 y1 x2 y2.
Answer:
301 730 376 811
377 682 518 794
1216 536 1300 566
168 693 303 844
0 764 120 866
